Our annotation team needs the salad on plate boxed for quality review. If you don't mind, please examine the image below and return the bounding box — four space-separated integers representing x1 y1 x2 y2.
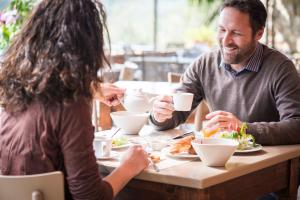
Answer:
203 123 260 151
112 136 129 149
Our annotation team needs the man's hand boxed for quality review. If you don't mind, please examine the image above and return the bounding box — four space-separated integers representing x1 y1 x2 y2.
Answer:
205 110 242 131
152 95 175 123
92 83 125 106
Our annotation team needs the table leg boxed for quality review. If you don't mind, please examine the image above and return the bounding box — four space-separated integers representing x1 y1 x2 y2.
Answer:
276 157 299 200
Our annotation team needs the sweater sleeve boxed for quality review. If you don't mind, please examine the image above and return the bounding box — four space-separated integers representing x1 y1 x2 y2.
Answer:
247 60 300 145
57 98 113 200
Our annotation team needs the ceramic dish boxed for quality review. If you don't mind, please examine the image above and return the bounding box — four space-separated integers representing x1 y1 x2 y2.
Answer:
96 151 119 160
235 144 263 153
112 143 131 150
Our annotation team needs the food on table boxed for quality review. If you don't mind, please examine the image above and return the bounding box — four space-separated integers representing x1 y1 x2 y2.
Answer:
150 154 161 163
188 146 196 155
203 127 220 138
204 123 256 151
112 136 128 147
169 135 196 155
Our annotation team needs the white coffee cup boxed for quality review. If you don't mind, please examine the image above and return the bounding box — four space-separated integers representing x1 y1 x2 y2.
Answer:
93 136 112 158
172 92 194 111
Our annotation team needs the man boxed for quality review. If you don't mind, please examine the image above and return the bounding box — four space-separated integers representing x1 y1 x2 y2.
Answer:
151 0 300 199
151 0 300 145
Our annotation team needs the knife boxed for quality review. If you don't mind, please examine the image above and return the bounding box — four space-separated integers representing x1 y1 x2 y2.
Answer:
172 131 194 140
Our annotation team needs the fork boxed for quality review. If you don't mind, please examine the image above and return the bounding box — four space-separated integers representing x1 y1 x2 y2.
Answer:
141 138 160 172
148 157 160 172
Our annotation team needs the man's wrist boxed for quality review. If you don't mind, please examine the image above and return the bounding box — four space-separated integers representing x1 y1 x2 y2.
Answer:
150 113 164 126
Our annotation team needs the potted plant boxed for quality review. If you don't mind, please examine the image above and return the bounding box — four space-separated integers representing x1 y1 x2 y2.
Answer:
0 0 38 54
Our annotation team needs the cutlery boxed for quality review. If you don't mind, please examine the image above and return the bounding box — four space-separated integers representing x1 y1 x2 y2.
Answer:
148 158 160 172
140 138 159 172
172 131 194 140
110 128 121 138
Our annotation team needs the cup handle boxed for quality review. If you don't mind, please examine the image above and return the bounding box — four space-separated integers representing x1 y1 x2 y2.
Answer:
149 96 157 104
100 143 105 157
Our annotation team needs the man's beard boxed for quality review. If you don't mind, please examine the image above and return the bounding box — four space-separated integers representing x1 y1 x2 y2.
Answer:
220 40 256 65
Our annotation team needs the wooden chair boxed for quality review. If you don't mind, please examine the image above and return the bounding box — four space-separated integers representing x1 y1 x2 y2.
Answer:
93 62 137 131
119 61 138 81
0 171 64 200
140 51 178 81
167 72 182 83
194 100 210 131
99 103 125 130
93 99 125 131
167 72 210 131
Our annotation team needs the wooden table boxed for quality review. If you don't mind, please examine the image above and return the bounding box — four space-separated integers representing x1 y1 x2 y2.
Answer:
98 128 300 200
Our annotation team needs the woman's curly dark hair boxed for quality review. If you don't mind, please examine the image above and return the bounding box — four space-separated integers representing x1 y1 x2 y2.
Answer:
0 0 109 113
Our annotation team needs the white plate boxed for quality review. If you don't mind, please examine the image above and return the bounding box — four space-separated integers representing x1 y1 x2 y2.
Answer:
161 147 198 159
235 144 263 153
112 143 131 150
97 151 119 160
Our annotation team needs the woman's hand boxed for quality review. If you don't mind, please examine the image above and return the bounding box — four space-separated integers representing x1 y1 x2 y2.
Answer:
92 83 125 106
205 110 242 132
103 145 149 196
120 145 150 177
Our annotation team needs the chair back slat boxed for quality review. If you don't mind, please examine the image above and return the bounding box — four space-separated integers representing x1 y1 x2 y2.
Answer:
0 171 64 200
32 190 44 200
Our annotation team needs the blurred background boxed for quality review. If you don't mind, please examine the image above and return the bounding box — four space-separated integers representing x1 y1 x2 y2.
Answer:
1 0 299 81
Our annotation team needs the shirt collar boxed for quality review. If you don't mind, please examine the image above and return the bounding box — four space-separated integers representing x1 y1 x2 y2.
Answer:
219 42 264 73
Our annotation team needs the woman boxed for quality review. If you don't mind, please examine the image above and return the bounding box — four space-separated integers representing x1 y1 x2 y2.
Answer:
0 0 149 199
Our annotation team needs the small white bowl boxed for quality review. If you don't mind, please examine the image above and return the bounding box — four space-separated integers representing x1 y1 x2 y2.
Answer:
110 111 149 134
191 138 238 167
148 139 169 151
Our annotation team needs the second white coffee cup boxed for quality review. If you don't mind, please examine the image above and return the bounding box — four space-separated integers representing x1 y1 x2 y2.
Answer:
172 92 194 111
93 136 112 158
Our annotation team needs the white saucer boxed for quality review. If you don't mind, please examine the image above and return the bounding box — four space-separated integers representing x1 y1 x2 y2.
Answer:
96 151 119 160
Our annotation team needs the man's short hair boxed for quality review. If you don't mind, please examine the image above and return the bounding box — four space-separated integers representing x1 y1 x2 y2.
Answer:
221 0 267 35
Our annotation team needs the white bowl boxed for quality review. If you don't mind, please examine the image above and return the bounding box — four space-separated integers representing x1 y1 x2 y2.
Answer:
148 139 169 151
191 138 238 167
110 111 149 134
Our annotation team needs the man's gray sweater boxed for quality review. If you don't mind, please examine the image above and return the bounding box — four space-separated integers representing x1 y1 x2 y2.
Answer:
151 44 300 145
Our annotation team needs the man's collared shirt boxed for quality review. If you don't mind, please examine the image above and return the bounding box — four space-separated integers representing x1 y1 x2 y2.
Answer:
220 43 264 77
